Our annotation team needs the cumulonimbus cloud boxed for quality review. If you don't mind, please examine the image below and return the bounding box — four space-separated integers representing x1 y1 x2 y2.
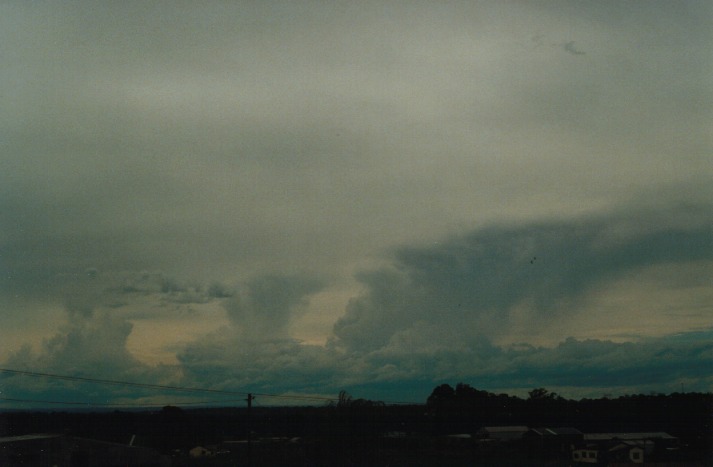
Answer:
332 205 713 352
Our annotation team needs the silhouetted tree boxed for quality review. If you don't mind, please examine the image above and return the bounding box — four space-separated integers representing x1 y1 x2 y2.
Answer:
528 388 556 400
455 383 492 402
151 404 193 451
337 390 353 408
427 383 456 407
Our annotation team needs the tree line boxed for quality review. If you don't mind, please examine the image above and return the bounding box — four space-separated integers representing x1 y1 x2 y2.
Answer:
1 383 710 456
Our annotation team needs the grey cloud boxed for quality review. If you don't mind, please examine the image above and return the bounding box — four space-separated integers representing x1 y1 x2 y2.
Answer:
2 0 710 301
177 329 341 395
5 320 711 405
63 272 103 320
329 269 416 352
71 271 234 311
0 0 711 406
498 331 713 392
1 314 180 406
176 322 713 400
207 283 233 299
339 323 713 397
224 275 325 341
14 269 234 326
2 311 152 390
333 206 713 352
563 41 585 55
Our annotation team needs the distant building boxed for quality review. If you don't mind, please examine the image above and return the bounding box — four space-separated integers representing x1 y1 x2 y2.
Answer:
572 440 653 465
525 427 583 458
582 432 678 450
572 432 680 466
475 426 529 442
572 446 600 464
189 445 213 458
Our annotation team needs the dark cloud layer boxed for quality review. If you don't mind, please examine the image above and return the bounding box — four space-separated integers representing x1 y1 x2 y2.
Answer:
2 202 712 404
169 206 713 401
333 207 713 352
1 1 711 406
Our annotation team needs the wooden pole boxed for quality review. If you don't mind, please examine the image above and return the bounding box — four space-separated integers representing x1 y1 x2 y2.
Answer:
247 393 254 466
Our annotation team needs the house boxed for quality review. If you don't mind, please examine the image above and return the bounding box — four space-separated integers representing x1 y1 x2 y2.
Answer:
189 445 214 458
524 427 583 458
572 446 600 464
607 440 653 464
572 440 653 465
582 432 678 450
475 426 529 442
572 432 679 466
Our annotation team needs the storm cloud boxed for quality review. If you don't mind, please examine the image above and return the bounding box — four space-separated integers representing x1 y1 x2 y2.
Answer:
333 207 713 352
1 1 711 405
223 274 325 340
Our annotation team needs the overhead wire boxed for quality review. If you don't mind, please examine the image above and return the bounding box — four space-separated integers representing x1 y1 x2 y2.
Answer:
0 367 421 406
0 396 249 408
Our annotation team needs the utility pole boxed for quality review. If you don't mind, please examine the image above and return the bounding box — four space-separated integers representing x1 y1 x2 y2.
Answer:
246 393 254 466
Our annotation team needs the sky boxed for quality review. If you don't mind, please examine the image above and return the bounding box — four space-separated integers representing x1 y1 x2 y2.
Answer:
1 1 711 407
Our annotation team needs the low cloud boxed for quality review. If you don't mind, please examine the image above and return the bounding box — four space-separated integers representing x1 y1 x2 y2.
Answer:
175 274 329 393
332 206 713 353
177 328 341 396
175 207 712 399
174 324 713 401
1 307 182 405
7 312 140 377
2 208 711 404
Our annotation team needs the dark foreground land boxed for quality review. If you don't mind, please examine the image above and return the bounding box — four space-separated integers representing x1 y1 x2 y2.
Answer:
1 387 711 466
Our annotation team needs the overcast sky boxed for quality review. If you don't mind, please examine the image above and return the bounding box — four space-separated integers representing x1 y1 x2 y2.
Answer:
1 1 711 407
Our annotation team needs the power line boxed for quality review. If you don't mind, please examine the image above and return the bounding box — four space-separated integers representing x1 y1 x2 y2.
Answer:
0 367 420 406
0 396 100 407
0 368 250 397
0 368 338 404
0 396 248 408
